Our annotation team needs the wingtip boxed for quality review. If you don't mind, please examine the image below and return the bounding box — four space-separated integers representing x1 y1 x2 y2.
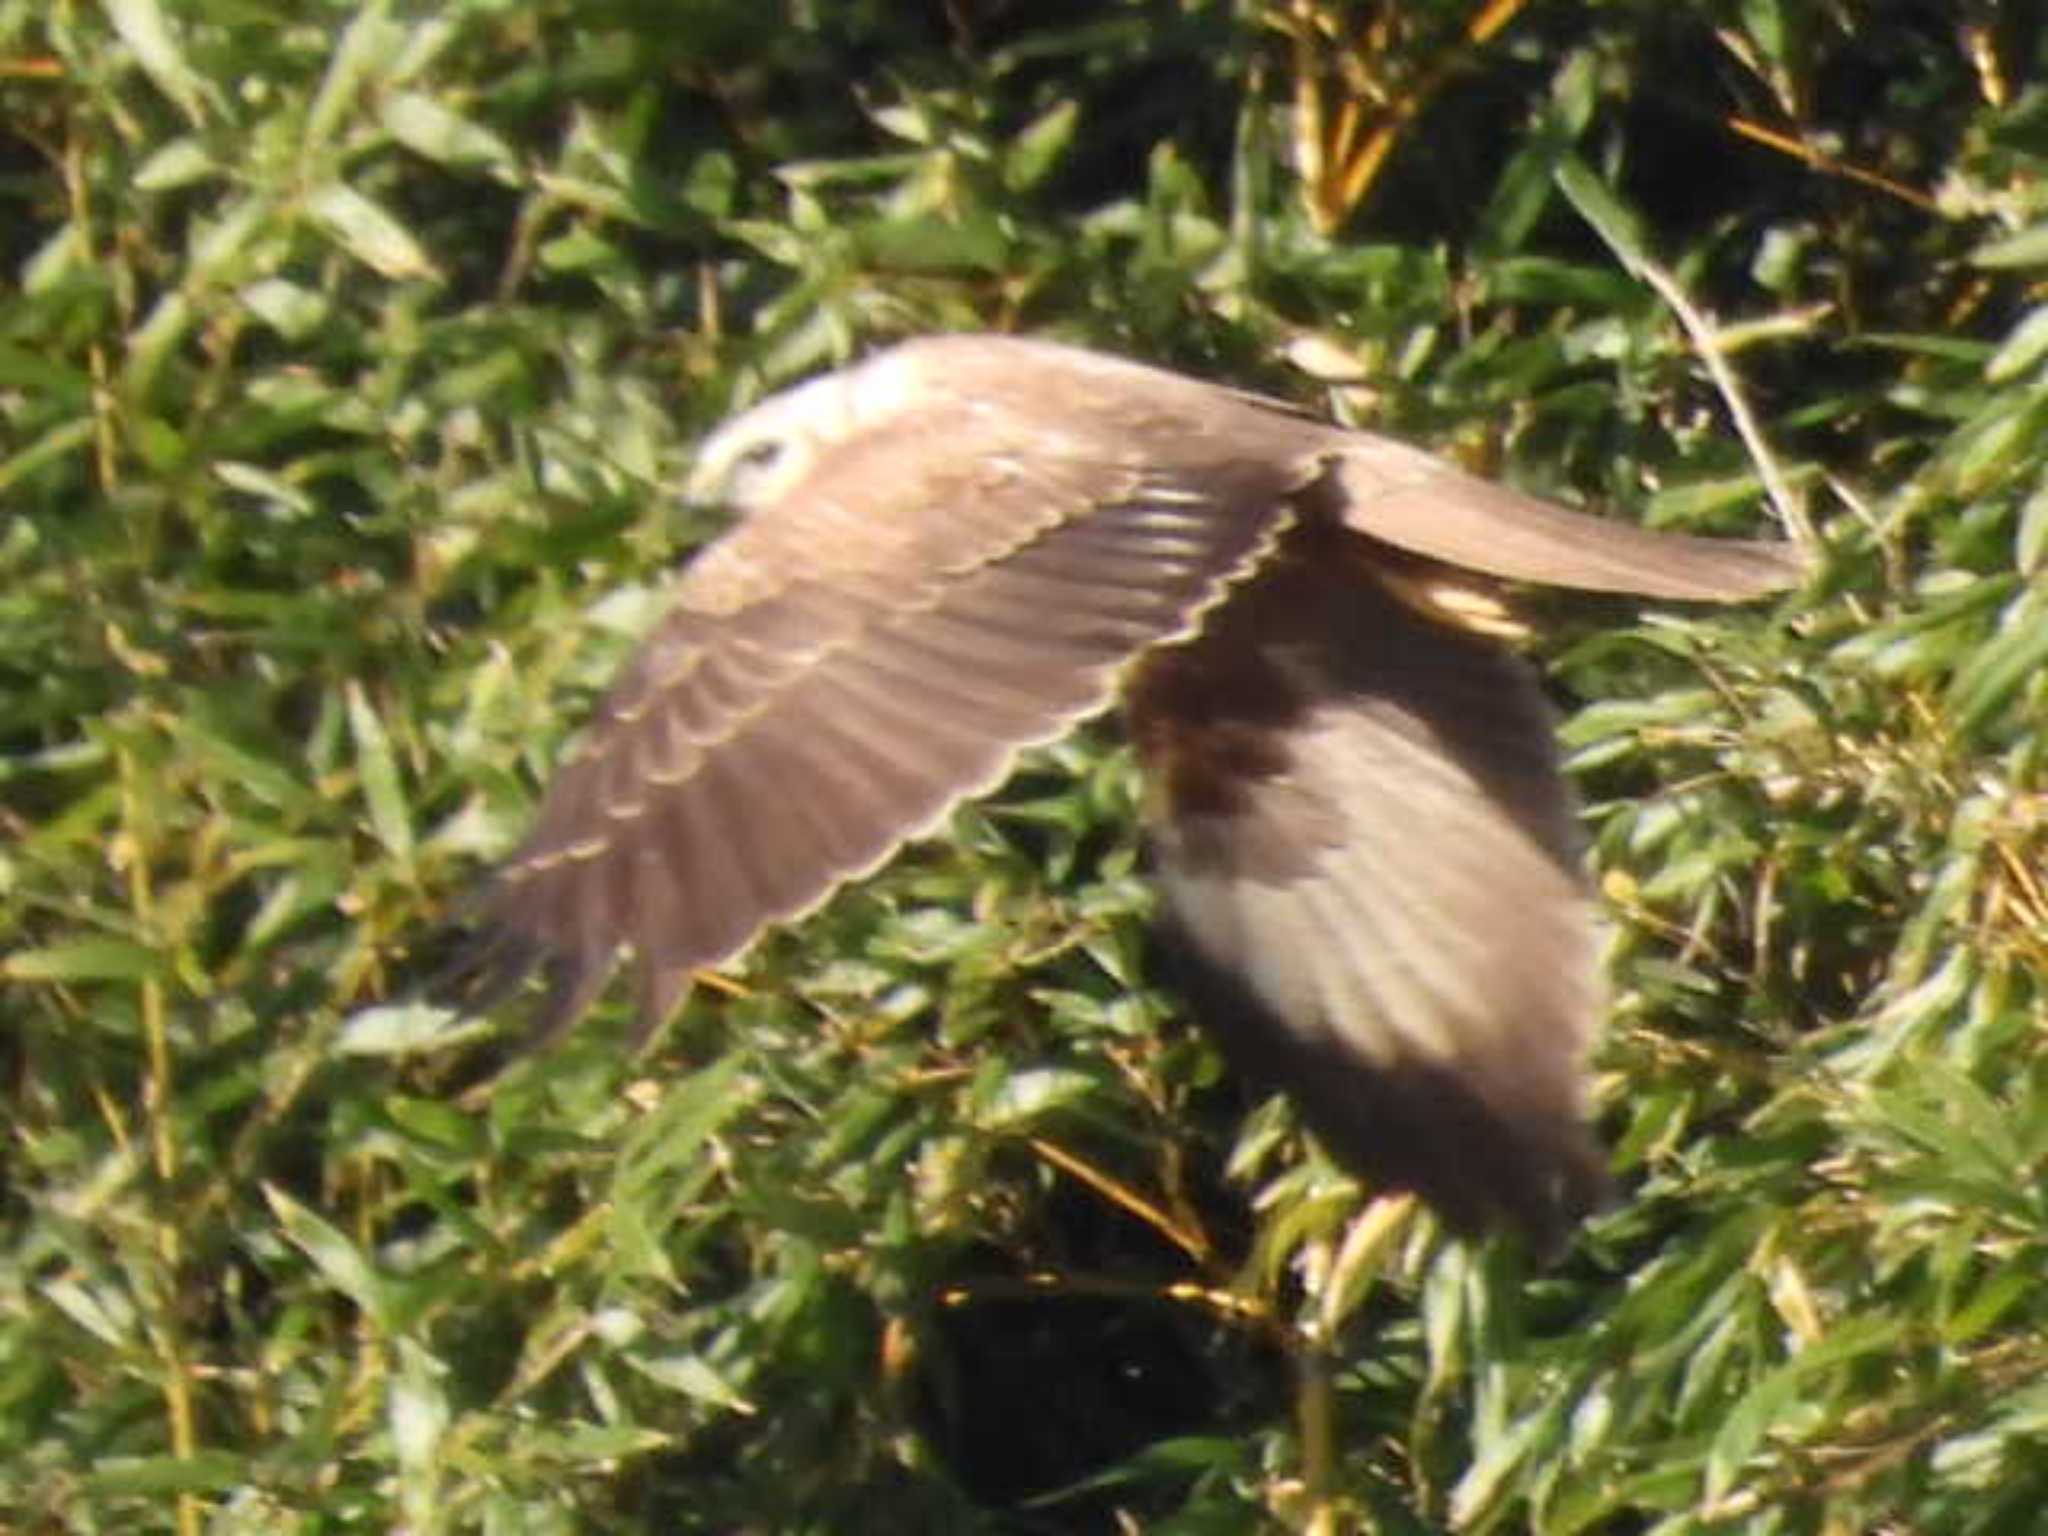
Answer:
1654 530 1815 603
1319 446 1818 604
427 895 624 1055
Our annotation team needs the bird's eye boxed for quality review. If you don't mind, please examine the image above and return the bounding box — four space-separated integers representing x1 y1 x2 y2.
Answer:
722 438 793 507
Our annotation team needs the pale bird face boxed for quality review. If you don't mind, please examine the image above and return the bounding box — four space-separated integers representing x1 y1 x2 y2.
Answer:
686 354 916 511
686 375 842 510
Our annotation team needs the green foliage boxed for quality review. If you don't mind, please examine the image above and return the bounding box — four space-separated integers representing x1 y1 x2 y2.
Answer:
4 1 2047 1530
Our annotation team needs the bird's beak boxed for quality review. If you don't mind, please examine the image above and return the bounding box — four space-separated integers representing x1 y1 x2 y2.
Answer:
682 454 726 510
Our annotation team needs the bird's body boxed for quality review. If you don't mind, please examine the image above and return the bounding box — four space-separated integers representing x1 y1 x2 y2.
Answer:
465 334 1802 1245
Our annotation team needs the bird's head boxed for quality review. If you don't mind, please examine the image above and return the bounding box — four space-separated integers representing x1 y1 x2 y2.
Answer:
685 351 921 512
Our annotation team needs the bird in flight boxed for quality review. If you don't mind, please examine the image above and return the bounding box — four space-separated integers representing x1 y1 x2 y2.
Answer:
457 334 1803 1247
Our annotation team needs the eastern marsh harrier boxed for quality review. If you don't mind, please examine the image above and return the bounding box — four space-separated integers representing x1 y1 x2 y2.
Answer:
459 334 1803 1244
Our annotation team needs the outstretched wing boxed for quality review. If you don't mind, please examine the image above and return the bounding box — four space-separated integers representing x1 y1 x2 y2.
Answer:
461 418 1309 1038
1127 524 1608 1246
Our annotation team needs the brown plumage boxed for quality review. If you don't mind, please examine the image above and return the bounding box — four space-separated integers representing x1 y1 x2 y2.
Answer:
459 334 1803 1245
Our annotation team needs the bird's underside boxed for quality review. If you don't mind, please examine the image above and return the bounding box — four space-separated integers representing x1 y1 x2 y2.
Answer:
453 333 1804 1246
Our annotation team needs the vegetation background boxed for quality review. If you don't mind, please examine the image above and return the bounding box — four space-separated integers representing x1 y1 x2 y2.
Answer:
5 1 2047 1531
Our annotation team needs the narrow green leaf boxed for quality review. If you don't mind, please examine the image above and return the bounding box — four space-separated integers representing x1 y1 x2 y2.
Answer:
103 0 210 125
4 938 157 982
188 195 270 281
239 278 331 340
976 1065 1099 1129
1739 0 1790 66
1450 1411 1550 1527
0 417 93 495
382 91 519 176
2019 483 2048 574
0 343 91 399
391 1338 450 1516
42 1276 139 1347
1705 1316 1901 1502
265 1183 394 1331
215 461 316 519
1856 330 1997 363
167 716 317 815
1943 1265 2037 1344
308 183 438 280
347 681 415 865
613 1056 752 1197
542 1424 672 1462
1946 597 2048 734
1480 144 1564 256
630 1353 757 1413
22 222 86 292
681 151 738 218
383 1094 488 1154
1643 473 1767 525
850 213 1010 273
336 1002 480 1056
133 138 216 192
1005 99 1079 191
1985 306 2048 381
1973 222 2048 269
88 1452 245 1495
1548 46 1600 136
306 0 402 149
243 852 350 949
1555 155 1651 277
127 303 200 417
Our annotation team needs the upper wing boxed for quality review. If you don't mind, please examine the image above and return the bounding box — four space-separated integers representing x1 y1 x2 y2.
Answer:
1126 523 1608 1246
875 335 1808 602
461 419 1308 1039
